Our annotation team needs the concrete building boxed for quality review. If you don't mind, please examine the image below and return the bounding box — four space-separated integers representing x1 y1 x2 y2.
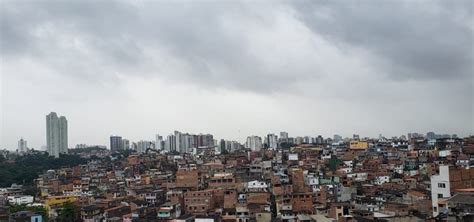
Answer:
246 136 263 151
46 112 68 158
266 133 278 149
166 134 176 152
431 165 451 217
17 138 27 153
137 140 151 153
122 139 130 150
155 135 163 150
279 132 289 143
110 135 123 152
430 165 474 217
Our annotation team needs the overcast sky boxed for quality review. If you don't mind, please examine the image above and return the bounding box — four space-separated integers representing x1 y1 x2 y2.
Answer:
1 0 473 150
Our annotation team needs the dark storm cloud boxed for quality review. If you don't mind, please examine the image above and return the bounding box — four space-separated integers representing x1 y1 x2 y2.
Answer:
289 0 473 81
1 0 473 149
1 0 472 90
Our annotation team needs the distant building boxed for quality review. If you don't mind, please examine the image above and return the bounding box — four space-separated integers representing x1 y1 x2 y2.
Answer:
122 139 130 150
155 135 163 150
197 134 214 147
137 140 151 153
110 135 123 152
46 112 68 158
17 138 27 153
430 165 474 217
266 134 278 149
246 136 263 151
349 141 368 150
280 132 289 143
75 144 87 149
166 134 176 152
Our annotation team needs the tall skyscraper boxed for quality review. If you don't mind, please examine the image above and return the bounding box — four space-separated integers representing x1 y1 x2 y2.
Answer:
46 112 68 158
155 134 163 150
266 133 278 149
166 134 176 152
137 140 151 153
122 139 130 150
110 135 123 152
174 131 183 153
18 138 27 153
246 136 263 151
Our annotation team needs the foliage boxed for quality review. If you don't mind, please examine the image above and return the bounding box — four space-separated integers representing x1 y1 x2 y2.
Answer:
0 153 87 187
69 146 107 154
56 202 78 222
279 142 294 149
327 157 343 172
8 204 48 221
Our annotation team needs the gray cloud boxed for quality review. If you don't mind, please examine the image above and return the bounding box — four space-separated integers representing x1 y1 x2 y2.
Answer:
2 1 472 88
289 0 473 81
0 0 472 149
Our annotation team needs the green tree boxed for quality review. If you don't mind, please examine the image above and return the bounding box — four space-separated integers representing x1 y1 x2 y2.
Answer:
8 204 48 221
56 202 77 222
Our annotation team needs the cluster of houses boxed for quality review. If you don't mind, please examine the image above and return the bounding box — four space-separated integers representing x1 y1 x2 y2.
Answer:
1 135 473 222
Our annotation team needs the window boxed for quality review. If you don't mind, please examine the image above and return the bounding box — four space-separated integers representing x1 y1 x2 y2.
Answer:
438 183 446 188
438 193 443 198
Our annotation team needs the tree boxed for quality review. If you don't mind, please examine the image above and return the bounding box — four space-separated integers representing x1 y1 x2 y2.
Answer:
56 202 77 222
327 157 342 172
8 204 48 221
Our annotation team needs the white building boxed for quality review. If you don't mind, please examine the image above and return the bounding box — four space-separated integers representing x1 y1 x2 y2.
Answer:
165 135 176 152
46 112 68 158
246 180 268 192
246 136 263 151
374 176 390 185
266 133 278 149
122 139 130 150
7 195 34 205
18 138 27 153
155 135 163 150
137 140 151 153
279 132 289 143
430 165 451 217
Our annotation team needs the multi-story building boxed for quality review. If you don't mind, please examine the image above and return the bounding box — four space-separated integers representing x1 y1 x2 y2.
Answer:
430 165 474 217
266 133 278 150
155 135 163 150
137 140 151 153
246 136 263 151
17 138 27 153
280 132 289 143
122 139 130 150
110 135 123 152
166 134 176 152
46 112 68 157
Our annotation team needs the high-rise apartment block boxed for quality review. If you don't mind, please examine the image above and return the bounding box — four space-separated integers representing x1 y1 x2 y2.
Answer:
266 133 278 149
246 136 263 151
18 138 27 153
110 135 123 152
46 112 68 158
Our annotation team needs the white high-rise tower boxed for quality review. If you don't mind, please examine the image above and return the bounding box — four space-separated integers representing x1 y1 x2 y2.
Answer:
46 112 68 158
18 138 27 153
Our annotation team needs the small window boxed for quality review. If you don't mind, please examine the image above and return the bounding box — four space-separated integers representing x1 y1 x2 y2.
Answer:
438 193 443 198
438 183 446 188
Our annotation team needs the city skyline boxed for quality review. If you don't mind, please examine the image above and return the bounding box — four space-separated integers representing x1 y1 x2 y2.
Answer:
1 0 473 150
1 111 466 151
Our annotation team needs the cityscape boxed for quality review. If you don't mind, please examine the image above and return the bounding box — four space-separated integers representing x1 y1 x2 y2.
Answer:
1 0 473 222
0 112 473 221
